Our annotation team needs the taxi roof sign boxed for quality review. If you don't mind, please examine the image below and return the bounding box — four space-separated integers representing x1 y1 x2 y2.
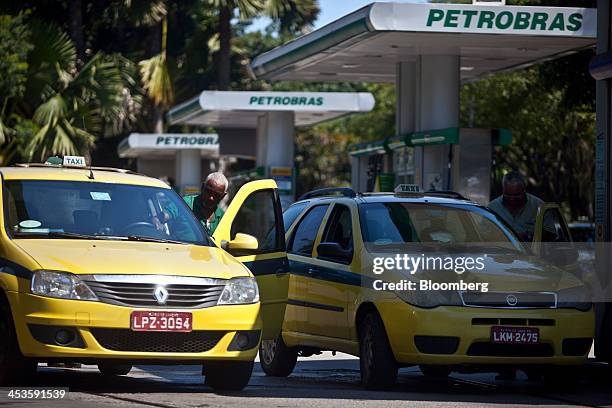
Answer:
63 156 87 167
394 184 421 193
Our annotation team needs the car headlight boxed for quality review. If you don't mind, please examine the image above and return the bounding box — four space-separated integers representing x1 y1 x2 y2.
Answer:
217 277 259 305
31 270 98 301
557 285 592 312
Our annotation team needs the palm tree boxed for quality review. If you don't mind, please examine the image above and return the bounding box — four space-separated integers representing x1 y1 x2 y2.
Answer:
208 0 318 90
139 16 174 133
13 22 135 161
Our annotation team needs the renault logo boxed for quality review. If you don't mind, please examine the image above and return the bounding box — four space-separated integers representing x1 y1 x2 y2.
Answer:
506 294 518 306
154 286 169 305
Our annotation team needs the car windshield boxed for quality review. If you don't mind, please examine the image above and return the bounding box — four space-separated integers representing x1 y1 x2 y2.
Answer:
4 180 212 246
360 202 524 253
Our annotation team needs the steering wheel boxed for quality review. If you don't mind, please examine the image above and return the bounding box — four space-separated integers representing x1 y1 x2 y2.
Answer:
121 221 158 235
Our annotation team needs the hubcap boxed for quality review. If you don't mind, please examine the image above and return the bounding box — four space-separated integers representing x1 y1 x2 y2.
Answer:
261 339 277 365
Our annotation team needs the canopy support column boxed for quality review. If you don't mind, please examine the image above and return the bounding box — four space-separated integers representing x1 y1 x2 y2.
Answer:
176 150 202 193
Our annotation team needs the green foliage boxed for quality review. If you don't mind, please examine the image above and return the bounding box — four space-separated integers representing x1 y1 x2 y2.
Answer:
460 51 595 219
0 13 32 104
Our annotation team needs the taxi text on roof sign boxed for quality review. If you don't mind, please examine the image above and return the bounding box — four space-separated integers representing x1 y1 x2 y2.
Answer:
63 156 86 167
394 184 421 193
426 7 583 33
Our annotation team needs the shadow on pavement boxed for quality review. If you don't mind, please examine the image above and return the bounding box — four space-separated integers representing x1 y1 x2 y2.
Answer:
21 359 612 406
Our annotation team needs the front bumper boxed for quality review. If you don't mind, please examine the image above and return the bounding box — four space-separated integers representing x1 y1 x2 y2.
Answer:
8 292 262 362
376 299 595 366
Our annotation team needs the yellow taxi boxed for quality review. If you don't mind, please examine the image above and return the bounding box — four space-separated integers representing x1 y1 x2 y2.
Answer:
259 187 594 389
0 157 289 390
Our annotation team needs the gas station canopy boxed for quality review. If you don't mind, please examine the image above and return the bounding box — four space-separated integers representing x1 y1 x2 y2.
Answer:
251 2 596 83
166 90 375 127
118 133 219 158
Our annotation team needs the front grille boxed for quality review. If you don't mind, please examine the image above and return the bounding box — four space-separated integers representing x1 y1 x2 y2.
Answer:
461 292 557 309
472 318 555 326
85 281 225 308
466 342 554 357
91 328 225 353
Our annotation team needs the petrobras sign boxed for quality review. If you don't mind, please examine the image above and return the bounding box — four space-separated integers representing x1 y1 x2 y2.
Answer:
198 91 375 112
119 133 219 158
369 3 596 37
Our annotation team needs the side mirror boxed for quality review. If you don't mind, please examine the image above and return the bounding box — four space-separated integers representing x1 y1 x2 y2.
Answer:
225 233 259 253
317 242 353 264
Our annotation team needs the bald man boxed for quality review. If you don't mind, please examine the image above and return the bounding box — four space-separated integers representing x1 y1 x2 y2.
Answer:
488 171 544 242
183 172 228 235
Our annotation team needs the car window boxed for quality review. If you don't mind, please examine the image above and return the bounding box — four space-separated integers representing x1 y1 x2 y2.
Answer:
322 205 353 251
282 202 308 233
540 208 571 243
288 205 329 256
230 189 282 253
4 180 211 245
360 202 523 251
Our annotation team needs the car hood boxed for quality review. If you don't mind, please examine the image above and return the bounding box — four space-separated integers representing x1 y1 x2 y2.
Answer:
14 239 250 279
363 250 584 292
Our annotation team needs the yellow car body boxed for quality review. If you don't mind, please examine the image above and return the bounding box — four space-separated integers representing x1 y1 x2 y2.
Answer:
261 191 595 388
0 165 289 389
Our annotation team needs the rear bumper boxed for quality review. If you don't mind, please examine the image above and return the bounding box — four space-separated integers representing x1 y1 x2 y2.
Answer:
376 299 595 366
9 292 262 362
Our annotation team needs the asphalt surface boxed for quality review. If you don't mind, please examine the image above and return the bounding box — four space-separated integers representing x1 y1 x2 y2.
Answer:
1 353 611 408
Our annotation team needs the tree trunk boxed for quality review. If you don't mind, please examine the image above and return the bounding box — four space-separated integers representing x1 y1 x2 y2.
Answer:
69 0 86 64
217 5 232 90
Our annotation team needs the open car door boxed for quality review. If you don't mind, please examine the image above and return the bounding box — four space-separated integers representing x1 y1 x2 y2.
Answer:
212 180 289 340
532 203 579 270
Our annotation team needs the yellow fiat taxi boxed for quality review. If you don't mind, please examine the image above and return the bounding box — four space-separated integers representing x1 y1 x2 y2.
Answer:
0 157 289 390
260 186 594 389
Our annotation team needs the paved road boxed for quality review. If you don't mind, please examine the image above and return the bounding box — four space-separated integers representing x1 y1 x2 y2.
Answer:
2 353 611 408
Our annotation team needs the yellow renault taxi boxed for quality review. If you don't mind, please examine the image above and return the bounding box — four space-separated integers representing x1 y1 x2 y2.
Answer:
259 186 594 390
0 157 289 390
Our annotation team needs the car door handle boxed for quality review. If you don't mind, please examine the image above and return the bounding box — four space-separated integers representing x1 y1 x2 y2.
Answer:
307 267 319 275
275 268 287 275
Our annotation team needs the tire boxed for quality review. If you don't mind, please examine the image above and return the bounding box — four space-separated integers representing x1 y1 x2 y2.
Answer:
98 363 132 376
204 360 253 391
259 336 298 377
359 311 397 390
420 365 451 378
0 299 37 385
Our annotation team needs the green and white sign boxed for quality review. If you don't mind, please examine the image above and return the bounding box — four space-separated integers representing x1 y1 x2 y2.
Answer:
369 3 596 37
118 133 219 158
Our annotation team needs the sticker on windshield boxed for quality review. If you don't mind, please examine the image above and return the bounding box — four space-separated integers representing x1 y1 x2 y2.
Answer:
19 220 42 229
90 192 111 201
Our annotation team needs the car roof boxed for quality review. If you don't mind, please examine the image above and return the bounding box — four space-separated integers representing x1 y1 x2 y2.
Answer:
0 166 169 189
292 193 478 207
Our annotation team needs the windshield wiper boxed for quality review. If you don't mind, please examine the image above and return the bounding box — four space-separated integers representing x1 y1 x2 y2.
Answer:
14 231 101 240
125 235 186 245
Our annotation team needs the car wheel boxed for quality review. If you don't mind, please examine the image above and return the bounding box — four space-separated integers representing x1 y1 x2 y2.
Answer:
204 360 253 391
359 311 397 390
98 363 132 376
259 336 298 377
0 300 37 385
419 364 451 378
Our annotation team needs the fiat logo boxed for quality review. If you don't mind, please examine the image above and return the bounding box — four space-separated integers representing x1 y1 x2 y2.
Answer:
154 286 169 305
506 294 518 306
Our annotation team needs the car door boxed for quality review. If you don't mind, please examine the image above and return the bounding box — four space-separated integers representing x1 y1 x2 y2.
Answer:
212 180 289 340
307 202 357 339
285 203 330 335
532 203 579 269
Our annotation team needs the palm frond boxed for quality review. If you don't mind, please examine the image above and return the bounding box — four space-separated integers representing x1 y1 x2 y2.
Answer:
139 53 173 107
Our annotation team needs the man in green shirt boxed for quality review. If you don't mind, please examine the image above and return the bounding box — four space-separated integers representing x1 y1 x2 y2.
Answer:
488 171 544 242
183 172 228 235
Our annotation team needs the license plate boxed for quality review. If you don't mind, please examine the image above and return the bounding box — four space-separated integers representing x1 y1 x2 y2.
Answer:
491 326 539 344
130 311 192 332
